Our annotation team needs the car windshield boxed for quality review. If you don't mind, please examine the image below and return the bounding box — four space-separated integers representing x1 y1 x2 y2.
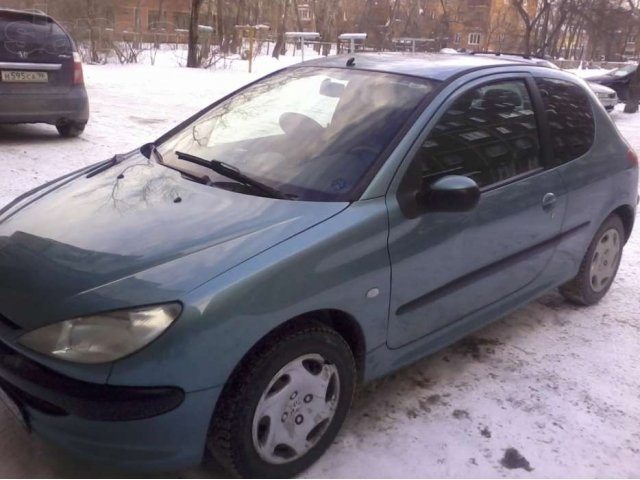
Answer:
157 67 438 201
609 64 637 77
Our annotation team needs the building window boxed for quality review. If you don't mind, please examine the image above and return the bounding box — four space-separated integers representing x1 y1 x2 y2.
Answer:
453 33 461 44
148 10 165 30
298 5 311 21
468 32 481 45
174 12 190 30
106 6 115 27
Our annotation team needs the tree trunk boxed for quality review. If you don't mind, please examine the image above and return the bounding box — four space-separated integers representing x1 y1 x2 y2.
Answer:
624 62 640 113
187 0 203 68
523 24 532 56
216 0 224 47
272 0 289 59
293 0 303 32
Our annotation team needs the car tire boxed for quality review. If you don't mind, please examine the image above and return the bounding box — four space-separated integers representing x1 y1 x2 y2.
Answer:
559 214 625 306
56 122 86 138
207 322 356 478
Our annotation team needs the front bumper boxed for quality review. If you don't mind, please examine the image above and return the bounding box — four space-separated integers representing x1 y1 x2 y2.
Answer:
0 341 220 471
0 341 184 421
596 95 618 110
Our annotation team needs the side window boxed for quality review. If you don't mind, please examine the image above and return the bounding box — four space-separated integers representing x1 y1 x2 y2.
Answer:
416 80 541 188
535 77 595 165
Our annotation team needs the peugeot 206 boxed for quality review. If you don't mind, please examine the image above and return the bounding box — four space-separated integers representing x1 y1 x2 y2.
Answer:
0 54 637 477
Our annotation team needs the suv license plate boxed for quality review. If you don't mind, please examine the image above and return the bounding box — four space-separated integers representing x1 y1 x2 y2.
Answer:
1 71 48 83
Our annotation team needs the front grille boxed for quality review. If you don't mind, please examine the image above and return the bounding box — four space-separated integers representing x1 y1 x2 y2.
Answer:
609 93 616 99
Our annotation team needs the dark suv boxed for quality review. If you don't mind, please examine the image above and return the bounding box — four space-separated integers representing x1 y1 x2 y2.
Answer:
587 64 638 102
0 8 89 137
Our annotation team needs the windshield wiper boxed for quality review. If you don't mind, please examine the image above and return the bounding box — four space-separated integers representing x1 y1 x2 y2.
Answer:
175 151 290 200
148 144 209 185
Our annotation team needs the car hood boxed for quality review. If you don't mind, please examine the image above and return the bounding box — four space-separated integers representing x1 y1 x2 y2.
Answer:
0 156 348 330
586 74 619 84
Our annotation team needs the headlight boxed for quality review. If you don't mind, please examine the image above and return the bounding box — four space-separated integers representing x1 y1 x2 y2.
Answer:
18 303 181 364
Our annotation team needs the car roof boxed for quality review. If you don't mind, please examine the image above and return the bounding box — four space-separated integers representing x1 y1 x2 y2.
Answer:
299 52 531 81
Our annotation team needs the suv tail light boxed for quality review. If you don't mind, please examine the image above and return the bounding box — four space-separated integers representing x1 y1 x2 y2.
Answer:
628 148 638 166
73 52 84 85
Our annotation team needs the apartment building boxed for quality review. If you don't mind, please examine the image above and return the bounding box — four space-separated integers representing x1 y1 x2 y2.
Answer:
109 0 192 33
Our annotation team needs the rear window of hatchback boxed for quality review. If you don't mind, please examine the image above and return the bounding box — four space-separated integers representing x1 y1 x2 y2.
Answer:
0 11 73 60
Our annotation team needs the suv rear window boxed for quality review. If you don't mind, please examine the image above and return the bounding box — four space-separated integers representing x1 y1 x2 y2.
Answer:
535 77 595 165
0 12 72 60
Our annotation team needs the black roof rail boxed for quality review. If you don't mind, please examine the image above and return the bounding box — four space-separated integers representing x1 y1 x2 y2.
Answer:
469 51 544 60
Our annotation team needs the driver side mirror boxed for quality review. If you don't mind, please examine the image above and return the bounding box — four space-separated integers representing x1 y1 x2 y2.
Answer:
417 175 480 213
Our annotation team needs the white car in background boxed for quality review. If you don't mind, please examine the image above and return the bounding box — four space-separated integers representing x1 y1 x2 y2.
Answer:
587 81 618 111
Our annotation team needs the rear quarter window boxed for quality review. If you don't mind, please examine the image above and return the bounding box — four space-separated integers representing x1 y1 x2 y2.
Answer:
0 13 72 59
535 77 595 165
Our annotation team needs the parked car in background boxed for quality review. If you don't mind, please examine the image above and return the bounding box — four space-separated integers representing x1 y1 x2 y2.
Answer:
468 52 620 111
588 82 619 111
0 53 637 478
0 8 89 137
587 64 638 101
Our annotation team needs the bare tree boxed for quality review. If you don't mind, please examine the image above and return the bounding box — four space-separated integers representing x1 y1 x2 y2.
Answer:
272 0 290 59
187 0 204 67
511 0 552 55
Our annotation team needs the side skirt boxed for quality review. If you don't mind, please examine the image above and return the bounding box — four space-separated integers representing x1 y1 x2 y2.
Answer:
362 272 571 384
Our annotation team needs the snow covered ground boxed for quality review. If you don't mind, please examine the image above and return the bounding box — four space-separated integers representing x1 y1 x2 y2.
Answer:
0 59 639 478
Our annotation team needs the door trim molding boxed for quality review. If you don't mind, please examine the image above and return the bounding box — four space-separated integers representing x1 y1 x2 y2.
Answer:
396 221 590 316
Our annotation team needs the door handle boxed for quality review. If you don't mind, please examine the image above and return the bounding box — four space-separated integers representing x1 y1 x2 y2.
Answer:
542 193 557 212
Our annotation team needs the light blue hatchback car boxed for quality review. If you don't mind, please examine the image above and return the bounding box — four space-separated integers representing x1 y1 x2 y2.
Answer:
0 53 637 478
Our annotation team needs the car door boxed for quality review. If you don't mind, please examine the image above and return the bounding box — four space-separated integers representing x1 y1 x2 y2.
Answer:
386 74 567 349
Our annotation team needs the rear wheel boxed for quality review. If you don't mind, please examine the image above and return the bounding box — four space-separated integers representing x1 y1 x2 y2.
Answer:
56 121 86 138
560 214 625 305
207 323 356 478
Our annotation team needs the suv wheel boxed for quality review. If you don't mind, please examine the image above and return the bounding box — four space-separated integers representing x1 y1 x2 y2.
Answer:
208 323 356 478
560 214 625 305
56 121 86 138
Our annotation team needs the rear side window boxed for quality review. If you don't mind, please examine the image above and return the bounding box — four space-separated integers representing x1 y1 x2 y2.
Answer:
535 77 595 165
0 13 72 60
414 79 541 189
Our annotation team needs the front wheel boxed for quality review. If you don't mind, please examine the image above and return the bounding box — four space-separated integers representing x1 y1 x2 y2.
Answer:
560 214 625 305
208 323 356 478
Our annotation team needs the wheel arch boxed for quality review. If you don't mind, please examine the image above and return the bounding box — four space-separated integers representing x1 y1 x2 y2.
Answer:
242 310 365 386
213 309 367 409
611 204 635 243
206 309 364 475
